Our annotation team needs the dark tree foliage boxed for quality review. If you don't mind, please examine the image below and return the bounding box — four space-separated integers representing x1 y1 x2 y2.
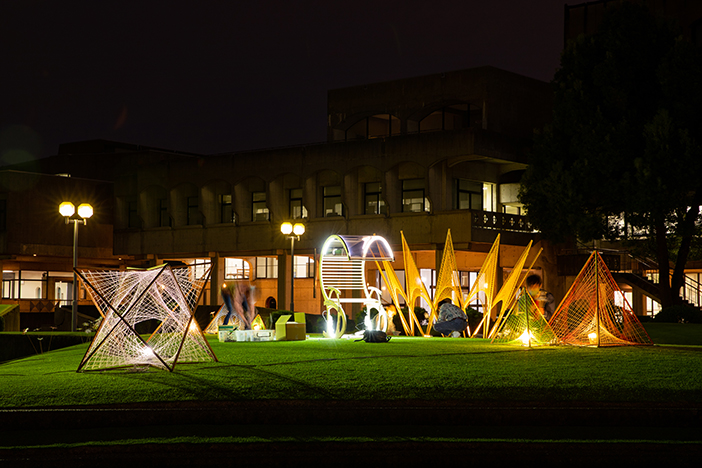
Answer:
520 3 702 307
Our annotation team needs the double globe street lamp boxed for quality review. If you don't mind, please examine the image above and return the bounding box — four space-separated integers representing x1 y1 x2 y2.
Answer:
59 201 93 332
280 222 305 312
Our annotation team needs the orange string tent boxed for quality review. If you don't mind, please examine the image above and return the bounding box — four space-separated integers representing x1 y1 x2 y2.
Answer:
549 251 653 347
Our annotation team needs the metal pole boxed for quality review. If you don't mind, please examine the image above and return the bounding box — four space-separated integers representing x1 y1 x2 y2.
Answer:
290 235 295 312
595 252 601 347
72 220 79 332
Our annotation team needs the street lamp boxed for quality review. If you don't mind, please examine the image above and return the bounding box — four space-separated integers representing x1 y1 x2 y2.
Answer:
59 201 93 332
281 222 305 312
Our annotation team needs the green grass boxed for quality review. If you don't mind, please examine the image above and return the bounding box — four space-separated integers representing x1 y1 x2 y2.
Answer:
1 323 701 409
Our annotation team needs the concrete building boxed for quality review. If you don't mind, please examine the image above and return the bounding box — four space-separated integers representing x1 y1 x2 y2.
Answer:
1 66 558 330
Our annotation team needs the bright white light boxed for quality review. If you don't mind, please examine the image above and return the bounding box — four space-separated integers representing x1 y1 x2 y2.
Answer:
518 330 535 346
280 222 293 235
59 201 75 217
293 223 305 236
141 347 156 360
326 315 335 337
588 332 598 344
77 203 93 219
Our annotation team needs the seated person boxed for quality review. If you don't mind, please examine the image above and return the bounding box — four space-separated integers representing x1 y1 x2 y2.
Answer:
433 298 468 337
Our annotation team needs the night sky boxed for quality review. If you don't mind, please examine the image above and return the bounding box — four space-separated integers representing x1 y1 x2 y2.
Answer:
1 0 565 165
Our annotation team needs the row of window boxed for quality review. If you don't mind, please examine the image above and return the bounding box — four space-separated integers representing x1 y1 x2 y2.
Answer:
336 104 483 142
125 178 495 229
225 257 314 280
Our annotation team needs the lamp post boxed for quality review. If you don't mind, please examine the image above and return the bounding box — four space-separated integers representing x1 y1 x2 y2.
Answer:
280 222 305 312
59 201 93 332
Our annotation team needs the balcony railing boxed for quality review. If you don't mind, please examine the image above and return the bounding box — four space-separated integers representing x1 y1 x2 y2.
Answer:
471 211 533 233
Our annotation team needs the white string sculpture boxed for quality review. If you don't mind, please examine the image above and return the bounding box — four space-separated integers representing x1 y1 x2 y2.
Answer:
76 264 217 372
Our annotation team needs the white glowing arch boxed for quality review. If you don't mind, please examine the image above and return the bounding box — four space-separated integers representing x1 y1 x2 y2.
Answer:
319 235 394 338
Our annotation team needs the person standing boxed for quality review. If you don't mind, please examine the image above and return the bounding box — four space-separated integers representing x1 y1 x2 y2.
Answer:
525 274 555 322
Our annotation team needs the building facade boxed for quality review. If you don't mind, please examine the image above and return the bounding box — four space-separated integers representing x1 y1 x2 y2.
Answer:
1 67 561 329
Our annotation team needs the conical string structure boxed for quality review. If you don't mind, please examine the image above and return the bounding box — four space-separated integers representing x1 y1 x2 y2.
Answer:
401 232 434 336
492 290 557 346
468 235 500 338
488 244 542 338
432 229 466 311
549 251 653 347
378 260 419 336
77 264 217 371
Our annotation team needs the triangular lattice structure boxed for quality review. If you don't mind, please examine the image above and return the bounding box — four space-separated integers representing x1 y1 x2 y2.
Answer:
433 229 465 310
492 291 556 346
77 264 217 371
400 231 434 336
549 251 653 347
468 235 500 337
489 242 541 338
379 259 418 336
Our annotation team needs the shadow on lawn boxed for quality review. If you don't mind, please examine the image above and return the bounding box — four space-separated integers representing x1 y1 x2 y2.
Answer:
98 361 340 399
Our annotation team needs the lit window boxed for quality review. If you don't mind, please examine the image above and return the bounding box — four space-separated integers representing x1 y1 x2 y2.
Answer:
220 194 234 223
323 186 343 217
252 192 269 221
294 256 314 278
364 182 386 215
456 179 483 211
290 188 307 219
225 258 250 279
402 179 428 213
256 257 278 279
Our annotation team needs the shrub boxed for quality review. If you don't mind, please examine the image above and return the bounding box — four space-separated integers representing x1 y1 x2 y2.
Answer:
465 306 483 331
654 304 702 324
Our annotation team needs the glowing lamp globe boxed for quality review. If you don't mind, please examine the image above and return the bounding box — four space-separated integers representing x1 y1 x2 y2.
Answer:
59 201 76 217
293 223 305 236
280 222 293 235
77 203 93 219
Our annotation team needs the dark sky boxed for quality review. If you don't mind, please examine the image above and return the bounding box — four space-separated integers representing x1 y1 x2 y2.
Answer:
0 0 565 164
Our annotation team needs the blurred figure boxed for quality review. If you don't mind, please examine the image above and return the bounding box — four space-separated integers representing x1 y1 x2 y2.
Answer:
234 281 255 329
221 283 236 326
525 274 555 322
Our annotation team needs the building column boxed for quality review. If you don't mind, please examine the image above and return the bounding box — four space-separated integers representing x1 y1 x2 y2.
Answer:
209 253 224 306
277 252 289 311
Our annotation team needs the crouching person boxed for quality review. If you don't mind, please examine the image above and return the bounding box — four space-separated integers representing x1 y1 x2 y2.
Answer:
433 299 468 337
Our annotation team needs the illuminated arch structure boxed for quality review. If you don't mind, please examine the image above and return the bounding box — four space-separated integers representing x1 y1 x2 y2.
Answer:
76 263 217 372
319 235 394 338
549 251 653 347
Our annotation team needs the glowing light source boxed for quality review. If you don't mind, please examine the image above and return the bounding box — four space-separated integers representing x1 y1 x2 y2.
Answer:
59 200 95 332
59 201 75 217
588 332 598 345
281 222 305 312
77 203 93 219
518 330 535 346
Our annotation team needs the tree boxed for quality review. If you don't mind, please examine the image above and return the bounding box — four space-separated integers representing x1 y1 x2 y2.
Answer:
519 3 702 308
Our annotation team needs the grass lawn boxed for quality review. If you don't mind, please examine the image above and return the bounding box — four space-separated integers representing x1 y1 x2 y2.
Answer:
1 323 701 409
0 323 701 462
